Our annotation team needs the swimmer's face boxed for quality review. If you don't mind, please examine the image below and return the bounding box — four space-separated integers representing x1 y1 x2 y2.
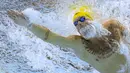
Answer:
73 16 92 31
73 16 98 39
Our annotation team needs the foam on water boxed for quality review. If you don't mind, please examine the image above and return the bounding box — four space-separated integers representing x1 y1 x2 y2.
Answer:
1 0 130 73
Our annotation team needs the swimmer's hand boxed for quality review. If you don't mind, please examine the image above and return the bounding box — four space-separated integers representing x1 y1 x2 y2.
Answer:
8 10 30 27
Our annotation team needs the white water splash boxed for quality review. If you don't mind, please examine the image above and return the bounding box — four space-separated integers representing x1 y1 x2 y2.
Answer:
1 0 130 73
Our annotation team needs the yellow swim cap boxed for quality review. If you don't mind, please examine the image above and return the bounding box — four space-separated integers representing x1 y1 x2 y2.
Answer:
73 6 94 22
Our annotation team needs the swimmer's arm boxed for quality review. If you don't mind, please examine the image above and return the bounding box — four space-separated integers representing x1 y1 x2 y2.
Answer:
7 10 84 49
103 19 130 45
29 24 84 49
